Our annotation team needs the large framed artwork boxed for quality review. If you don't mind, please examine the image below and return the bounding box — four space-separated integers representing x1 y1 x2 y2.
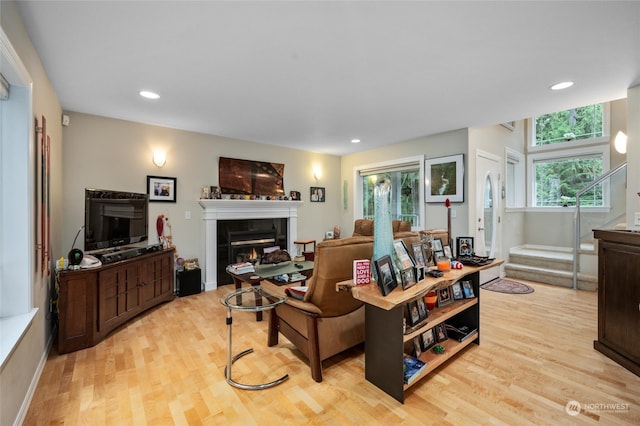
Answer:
218 157 284 196
425 154 464 203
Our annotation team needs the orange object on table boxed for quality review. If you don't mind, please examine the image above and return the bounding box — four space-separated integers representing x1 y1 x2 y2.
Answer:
436 258 451 272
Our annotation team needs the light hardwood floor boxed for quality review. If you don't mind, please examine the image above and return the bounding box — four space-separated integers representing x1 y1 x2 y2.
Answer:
24 279 639 425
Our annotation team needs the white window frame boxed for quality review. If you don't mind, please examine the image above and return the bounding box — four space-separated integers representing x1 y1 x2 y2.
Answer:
0 26 38 368
528 103 610 153
526 144 610 212
353 155 425 230
505 147 525 210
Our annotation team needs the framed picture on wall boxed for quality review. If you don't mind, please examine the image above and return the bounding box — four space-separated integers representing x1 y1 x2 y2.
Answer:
310 186 325 202
147 175 177 203
425 154 464 203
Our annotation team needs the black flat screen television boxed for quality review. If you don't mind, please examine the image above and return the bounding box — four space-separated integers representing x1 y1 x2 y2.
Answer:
84 188 149 252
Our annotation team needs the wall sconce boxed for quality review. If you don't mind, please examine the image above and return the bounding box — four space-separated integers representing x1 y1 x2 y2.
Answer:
153 150 167 167
313 165 322 181
614 130 627 154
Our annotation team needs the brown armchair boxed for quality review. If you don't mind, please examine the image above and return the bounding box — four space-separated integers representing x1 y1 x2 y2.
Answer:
262 236 373 382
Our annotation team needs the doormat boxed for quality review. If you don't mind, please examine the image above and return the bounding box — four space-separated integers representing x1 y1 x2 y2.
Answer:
481 278 534 294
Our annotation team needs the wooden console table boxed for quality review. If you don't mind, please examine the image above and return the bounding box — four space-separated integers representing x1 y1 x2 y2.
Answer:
593 229 640 376
343 260 503 402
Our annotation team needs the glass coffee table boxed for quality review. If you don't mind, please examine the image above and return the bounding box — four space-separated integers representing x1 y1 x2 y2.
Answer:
220 286 288 390
226 260 313 321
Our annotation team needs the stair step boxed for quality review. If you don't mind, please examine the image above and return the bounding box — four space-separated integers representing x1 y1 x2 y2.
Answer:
508 245 574 271
504 263 597 291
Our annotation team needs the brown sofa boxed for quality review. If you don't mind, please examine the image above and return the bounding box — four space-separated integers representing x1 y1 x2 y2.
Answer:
352 219 412 237
263 232 426 382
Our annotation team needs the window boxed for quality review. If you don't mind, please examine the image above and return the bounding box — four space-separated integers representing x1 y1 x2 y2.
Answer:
354 156 425 228
505 148 524 209
1 27 37 367
527 102 610 208
528 146 609 208
533 103 608 147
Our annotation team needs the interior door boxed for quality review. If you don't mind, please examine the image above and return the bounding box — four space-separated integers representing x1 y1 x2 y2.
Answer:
475 151 501 258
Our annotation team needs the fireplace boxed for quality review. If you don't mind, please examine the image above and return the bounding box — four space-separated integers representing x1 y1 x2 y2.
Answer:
199 199 302 290
216 219 286 285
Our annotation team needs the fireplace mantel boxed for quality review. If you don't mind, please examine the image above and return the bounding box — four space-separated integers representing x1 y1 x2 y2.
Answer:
199 199 303 290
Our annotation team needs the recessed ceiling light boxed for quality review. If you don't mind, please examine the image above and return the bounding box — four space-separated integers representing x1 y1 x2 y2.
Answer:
550 81 574 91
139 90 160 99
351 139 361 144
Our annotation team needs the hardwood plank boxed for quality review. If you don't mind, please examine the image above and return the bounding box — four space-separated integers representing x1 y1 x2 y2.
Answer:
24 281 640 424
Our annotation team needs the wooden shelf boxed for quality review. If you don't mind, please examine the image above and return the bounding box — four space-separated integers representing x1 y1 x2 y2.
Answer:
403 298 478 343
351 261 502 403
404 331 479 391
348 261 502 310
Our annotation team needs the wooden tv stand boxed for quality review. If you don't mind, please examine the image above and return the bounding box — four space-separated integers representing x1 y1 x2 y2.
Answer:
56 248 175 354
346 261 503 403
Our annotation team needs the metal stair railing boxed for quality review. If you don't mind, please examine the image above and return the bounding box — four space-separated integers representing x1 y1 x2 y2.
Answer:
573 162 627 289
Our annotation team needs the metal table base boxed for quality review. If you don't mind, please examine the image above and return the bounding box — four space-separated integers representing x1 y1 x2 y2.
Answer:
222 287 289 390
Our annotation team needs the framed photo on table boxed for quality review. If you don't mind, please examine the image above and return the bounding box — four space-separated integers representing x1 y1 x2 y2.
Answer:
462 280 475 298
400 267 417 290
434 323 449 342
425 154 464 203
411 243 427 267
456 237 474 257
451 282 464 300
393 239 414 270
432 238 443 252
374 255 398 297
420 328 435 351
406 298 426 326
437 286 453 306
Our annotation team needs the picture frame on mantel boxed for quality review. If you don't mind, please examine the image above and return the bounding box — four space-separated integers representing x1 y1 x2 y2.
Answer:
425 154 464 203
147 175 177 203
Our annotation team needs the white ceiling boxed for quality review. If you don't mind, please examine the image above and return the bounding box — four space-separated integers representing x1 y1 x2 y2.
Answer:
15 1 640 156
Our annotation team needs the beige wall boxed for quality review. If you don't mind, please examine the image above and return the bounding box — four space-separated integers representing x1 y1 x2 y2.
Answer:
61 113 342 262
1 2 63 425
340 129 469 237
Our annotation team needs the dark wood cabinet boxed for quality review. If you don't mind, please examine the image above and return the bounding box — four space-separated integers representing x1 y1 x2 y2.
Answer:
57 248 175 354
56 269 97 354
593 230 640 376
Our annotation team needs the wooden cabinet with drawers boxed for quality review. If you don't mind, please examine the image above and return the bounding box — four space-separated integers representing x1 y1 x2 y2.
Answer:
57 248 175 354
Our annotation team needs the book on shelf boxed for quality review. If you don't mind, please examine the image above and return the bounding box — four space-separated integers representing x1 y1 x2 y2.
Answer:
445 323 477 342
227 262 255 274
285 286 308 300
353 259 371 285
403 354 427 385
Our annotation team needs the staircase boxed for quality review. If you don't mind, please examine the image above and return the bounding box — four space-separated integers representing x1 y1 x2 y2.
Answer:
504 244 598 291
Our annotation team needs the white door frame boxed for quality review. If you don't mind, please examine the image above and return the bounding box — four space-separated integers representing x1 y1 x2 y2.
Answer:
475 149 502 283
